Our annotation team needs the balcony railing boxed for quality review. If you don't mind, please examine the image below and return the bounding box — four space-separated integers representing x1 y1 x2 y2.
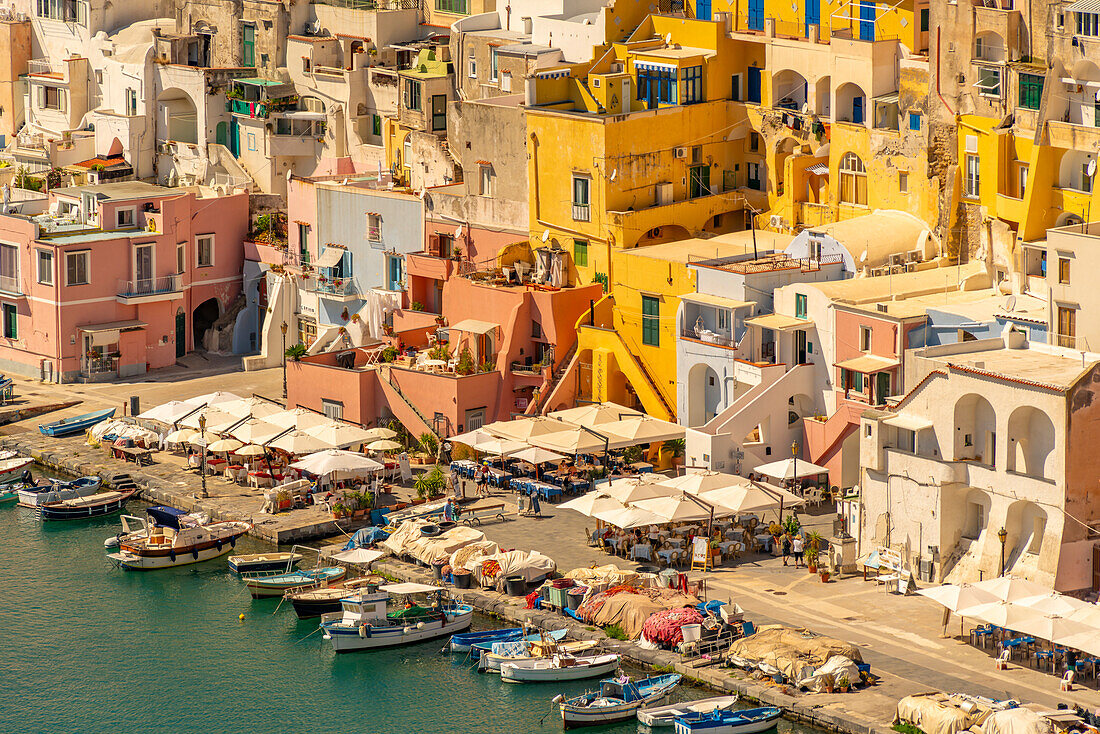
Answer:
571 204 590 222
510 360 547 376
27 58 61 77
117 275 182 298
82 355 118 376
304 276 356 296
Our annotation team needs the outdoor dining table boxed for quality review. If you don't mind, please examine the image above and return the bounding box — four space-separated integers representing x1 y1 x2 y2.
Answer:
628 462 653 473
666 538 684 549
657 548 680 567
754 533 774 552
630 544 652 561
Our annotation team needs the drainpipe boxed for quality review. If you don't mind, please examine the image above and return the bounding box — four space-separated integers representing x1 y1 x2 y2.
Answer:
936 28 955 116
528 131 540 223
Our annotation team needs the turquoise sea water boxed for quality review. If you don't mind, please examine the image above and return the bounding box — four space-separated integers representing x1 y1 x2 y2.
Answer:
0 498 829 734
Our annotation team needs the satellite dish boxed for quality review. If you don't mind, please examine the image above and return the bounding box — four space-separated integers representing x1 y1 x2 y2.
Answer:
610 168 617 182
340 178 349 186
454 225 463 239
860 250 868 263
541 229 550 242
1004 295 1017 312
417 188 426 199
1089 159 1097 178
665 33 672 44
286 168 294 181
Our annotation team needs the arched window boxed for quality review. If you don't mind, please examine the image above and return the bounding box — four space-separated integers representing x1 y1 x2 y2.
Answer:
839 152 867 205
300 95 325 113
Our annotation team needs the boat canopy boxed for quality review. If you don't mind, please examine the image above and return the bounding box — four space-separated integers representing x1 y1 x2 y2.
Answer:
380 582 444 594
147 505 187 529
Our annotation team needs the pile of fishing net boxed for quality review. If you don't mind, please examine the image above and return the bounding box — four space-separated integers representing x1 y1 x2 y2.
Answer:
640 607 704 647
575 585 699 640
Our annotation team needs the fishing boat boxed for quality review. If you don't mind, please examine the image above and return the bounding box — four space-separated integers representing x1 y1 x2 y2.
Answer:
37 489 137 521
17 477 102 507
105 506 250 570
39 408 116 437
500 653 622 683
471 628 570 660
638 696 741 728
479 636 596 672
0 457 32 484
673 706 783 734
244 566 347 598
228 552 304 574
557 674 682 728
449 627 525 654
320 581 473 652
284 577 383 618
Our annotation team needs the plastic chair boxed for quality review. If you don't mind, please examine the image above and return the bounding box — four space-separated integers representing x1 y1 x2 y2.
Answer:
995 649 1011 670
1061 669 1075 691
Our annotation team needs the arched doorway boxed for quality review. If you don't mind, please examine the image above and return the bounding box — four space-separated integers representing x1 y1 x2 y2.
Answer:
157 88 199 145
215 121 228 148
192 298 220 352
175 307 186 358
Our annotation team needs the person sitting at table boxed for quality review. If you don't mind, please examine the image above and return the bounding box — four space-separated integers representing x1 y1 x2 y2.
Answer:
562 475 572 494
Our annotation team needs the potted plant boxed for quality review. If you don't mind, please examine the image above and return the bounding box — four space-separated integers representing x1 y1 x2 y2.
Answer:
824 677 835 694
284 343 308 361
332 501 349 519
381 346 399 363
382 323 394 336
806 547 819 574
455 346 475 376
820 567 830 583
411 300 425 313
837 674 850 693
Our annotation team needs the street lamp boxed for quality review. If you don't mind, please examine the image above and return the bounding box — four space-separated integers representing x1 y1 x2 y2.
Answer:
198 413 208 499
998 526 1008 576
791 440 799 490
280 321 289 399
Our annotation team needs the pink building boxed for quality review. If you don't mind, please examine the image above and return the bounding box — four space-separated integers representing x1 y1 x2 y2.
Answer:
0 181 248 382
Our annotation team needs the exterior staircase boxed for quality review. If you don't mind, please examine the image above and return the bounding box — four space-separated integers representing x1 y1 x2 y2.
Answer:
376 364 438 439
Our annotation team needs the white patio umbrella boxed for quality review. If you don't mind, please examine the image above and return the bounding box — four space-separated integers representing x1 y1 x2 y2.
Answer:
304 422 376 449
137 400 195 424
604 476 669 504
915 583 999 613
486 416 573 442
660 471 746 495
1068 604 1100 627
510 446 567 465
207 438 244 454
230 419 284 445
1015 592 1088 617
632 493 717 523
187 431 220 447
1011 613 1093 644
291 449 384 479
970 576 1052 603
530 427 608 455
268 429 332 455
594 505 665 529
183 391 243 407
216 397 283 420
1053 627 1100 657
235 444 267 457
560 492 622 517
366 439 403 452
471 436 526 456
954 600 1045 631
267 408 332 431
449 428 494 447
165 428 197 444
754 457 829 481
361 426 399 441
548 402 643 428
697 483 805 514
179 408 237 431
598 416 685 448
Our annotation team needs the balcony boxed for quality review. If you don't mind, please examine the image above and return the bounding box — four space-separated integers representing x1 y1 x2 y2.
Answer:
1046 120 1100 152
117 275 183 305
406 252 456 281
680 328 735 348
81 355 119 380
303 276 358 301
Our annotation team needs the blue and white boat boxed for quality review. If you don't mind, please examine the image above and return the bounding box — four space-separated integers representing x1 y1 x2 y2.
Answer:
558 674 681 728
449 627 525 654
321 581 473 652
469 628 569 658
673 706 783 734
17 476 102 508
39 408 116 437
245 566 346 598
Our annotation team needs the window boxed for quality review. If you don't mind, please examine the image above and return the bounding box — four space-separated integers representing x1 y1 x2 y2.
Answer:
501 71 512 92
842 368 864 393
717 309 730 330
689 164 711 199
404 79 421 111
571 175 590 221
1059 257 1071 284
479 165 493 196
116 208 134 228
176 243 185 274
402 137 412 170
749 132 760 152
920 7 929 31
36 0 83 23
196 234 214 268
242 23 255 67
641 295 660 346
489 47 498 81
976 66 1001 97
321 399 344 420
37 250 52 285
467 52 476 78
298 317 317 348
247 132 257 151
367 214 382 242
1017 164 1029 198
435 0 469 13
372 114 382 136
899 171 909 193
65 251 89 285
908 112 921 131
636 65 678 107
859 325 872 351
0 244 16 293
125 88 137 117
681 65 703 104
38 86 65 111
2 304 15 340
1081 162 1095 193
431 94 447 131
795 293 808 318
573 239 588 267
839 152 867 205
1077 11 1100 36
1058 306 1077 348
1019 73 1043 110
964 154 980 198
464 407 485 431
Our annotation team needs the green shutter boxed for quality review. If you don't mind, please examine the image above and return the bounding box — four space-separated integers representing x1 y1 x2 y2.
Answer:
641 296 660 346
573 239 588 267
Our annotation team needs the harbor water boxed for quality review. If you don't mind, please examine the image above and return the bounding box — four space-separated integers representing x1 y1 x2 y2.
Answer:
0 497 830 734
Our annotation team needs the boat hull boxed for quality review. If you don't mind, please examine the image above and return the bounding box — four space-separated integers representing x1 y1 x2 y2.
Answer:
246 568 347 598
673 708 782 734
39 408 116 437
323 609 473 652
17 478 102 508
107 527 248 570
38 492 135 521
638 696 741 727
563 696 671 728
501 655 620 683
228 554 303 574
290 597 344 619
0 458 32 484
449 628 523 653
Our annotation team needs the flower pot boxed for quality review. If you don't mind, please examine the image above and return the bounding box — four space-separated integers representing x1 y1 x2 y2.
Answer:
808 564 817 574
820 572 830 583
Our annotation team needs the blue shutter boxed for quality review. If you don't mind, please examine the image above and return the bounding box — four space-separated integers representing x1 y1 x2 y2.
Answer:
805 0 820 36
696 0 711 20
748 0 764 30
747 66 761 104
859 1 876 41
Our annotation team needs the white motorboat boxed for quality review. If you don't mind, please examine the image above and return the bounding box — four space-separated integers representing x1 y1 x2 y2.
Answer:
0 456 32 484
500 653 621 683
638 695 740 727
480 639 600 672
558 674 681 728
17 476 100 507
320 581 473 652
105 506 250 570
673 706 783 734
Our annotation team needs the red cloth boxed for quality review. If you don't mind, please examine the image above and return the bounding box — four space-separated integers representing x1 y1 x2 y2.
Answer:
524 590 540 609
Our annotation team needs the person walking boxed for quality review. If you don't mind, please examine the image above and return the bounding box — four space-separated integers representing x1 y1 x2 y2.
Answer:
782 533 792 566
791 535 805 568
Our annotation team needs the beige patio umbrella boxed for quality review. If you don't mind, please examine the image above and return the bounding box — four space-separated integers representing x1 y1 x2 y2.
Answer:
486 416 573 442
230 419 284 445
291 449 384 479
1068 604 1100 627
754 457 829 481
1011 613 1093 644
449 428 494 447
366 439 403 452
916 583 999 614
187 431 221 447
362 426 399 441
137 400 195 424
182 391 243 408
509 446 567 465
165 428 197 444
268 429 332 455
304 422 376 449
179 408 237 431
548 402 643 428
235 444 267 457
660 470 746 495
697 483 805 514
594 505 665 529
217 396 283 420
598 416 685 448
471 436 526 456
267 407 332 430
1054 626 1100 657
970 576 1052 603
604 476 669 504
954 600 1045 631
530 427 608 455
632 492 718 523
207 438 244 453
560 492 622 517
1015 592 1089 617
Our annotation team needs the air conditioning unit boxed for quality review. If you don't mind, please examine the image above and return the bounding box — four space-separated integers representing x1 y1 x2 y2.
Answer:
674 147 688 159
769 214 784 229
656 182 673 205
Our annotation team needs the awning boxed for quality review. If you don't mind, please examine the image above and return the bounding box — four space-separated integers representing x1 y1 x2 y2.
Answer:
80 320 146 333
745 314 807 331
380 582 444 594
315 247 345 268
883 413 934 432
806 163 829 176
835 354 900 373
679 292 754 310
448 319 499 335
279 110 327 121
873 92 900 105
1067 0 1100 13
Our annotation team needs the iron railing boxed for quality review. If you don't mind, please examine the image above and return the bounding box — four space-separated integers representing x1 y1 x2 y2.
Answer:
117 275 182 298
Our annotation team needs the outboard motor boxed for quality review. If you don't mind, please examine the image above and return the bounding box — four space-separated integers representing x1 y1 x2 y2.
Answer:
20 469 31 485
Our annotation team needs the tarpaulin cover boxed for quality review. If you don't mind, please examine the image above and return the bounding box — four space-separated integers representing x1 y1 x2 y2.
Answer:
728 625 863 680
450 540 500 571
576 587 700 640
978 708 1052 734
894 694 991 734
796 655 861 692
490 640 529 658
563 565 641 588
469 549 557 589
381 520 485 564
342 527 389 549
641 607 704 647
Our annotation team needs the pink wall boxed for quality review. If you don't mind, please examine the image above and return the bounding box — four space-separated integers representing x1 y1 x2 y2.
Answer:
425 219 518 267
287 176 318 262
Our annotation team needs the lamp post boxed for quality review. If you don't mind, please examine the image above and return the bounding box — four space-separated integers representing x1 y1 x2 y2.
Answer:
280 321 289 399
998 526 1008 576
791 440 799 490
198 413 208 499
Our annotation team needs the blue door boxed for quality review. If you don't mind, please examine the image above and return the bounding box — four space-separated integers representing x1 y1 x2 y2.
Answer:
805 0 820 36
852 95 864 124
747 66 761 104
696 0 711 20
859 1 876 41
748 0 764 30
228 117 240 157
387 255 402 291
